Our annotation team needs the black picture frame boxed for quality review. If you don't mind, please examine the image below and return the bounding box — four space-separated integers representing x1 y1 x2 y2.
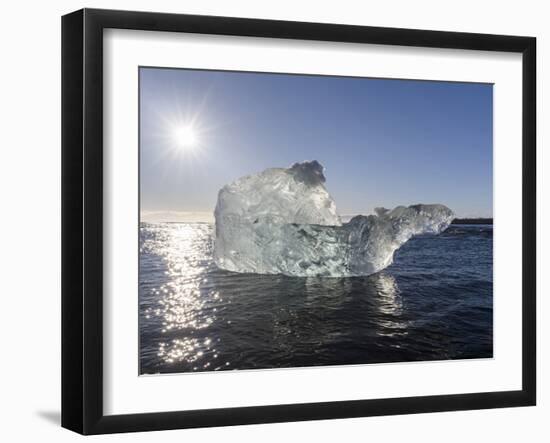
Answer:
62 8 536 435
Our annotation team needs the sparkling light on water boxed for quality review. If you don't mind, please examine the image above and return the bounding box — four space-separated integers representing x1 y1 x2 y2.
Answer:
372 274 409 338
141 223 226 371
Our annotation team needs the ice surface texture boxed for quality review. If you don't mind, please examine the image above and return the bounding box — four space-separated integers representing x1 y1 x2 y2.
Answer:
214 161 454 277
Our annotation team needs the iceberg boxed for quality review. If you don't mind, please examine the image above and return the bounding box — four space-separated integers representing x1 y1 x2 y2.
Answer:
214 161 454 277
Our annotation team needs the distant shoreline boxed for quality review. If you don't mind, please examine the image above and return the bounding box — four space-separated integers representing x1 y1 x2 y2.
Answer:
452 218 493 225
141 217 494 225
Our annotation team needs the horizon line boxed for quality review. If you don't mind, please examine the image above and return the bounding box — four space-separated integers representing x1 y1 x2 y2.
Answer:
141 210 493 224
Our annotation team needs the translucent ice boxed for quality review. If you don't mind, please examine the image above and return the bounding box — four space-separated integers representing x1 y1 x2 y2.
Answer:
214 161 454 277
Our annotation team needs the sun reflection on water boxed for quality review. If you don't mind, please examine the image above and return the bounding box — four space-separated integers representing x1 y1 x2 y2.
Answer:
374 274 403 316
371 273 409 338
141 223 224 370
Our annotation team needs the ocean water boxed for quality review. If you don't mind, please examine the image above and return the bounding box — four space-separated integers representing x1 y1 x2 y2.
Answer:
139 223 493 374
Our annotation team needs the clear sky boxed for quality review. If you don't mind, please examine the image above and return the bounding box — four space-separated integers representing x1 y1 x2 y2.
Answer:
140 67 493 222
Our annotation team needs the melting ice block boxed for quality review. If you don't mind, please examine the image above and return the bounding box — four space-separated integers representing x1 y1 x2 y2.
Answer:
214 161 454 277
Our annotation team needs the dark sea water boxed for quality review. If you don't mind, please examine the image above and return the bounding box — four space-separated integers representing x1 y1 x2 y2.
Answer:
139 223 493 374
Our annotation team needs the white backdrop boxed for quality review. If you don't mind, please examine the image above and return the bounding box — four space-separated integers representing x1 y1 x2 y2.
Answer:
0 0 546 442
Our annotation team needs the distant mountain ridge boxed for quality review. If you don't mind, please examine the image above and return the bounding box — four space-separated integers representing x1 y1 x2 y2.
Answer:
452 218 493 225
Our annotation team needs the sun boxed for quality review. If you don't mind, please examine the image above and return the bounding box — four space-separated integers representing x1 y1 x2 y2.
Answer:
172 125 198 150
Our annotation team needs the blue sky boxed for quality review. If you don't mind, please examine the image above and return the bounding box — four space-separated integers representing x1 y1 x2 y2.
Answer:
140 67 493 221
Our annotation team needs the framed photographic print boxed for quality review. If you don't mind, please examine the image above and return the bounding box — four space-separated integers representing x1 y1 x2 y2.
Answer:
61 8 536 435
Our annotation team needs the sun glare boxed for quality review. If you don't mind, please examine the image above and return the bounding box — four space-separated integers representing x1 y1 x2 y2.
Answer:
173 125 198 150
